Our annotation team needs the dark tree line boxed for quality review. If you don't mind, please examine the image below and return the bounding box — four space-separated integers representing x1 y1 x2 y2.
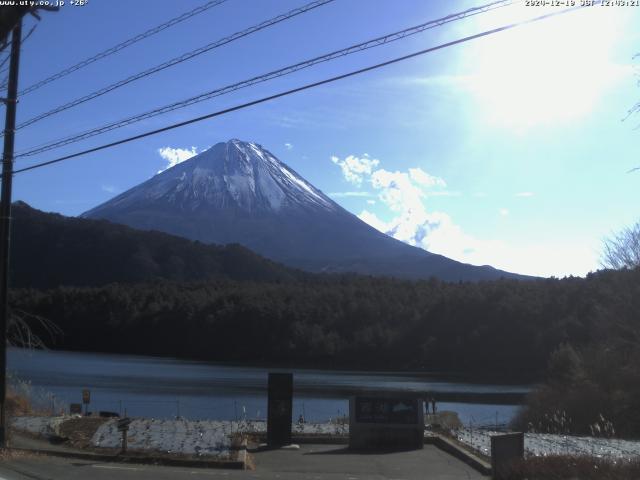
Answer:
509 220 640 438
512 340 640 438
10 268 639 383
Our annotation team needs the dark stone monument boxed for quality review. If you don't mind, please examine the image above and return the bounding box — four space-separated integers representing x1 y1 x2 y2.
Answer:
267 373 293 446
491 432 524 479
349 394 424 450
117 417 131 453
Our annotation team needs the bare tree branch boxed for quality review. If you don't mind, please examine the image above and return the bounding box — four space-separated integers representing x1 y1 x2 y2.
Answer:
601 220 640 270
7 309 62 349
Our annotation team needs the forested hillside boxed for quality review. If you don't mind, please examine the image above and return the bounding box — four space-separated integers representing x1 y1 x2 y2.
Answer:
10 202 305 288
11 268 639 380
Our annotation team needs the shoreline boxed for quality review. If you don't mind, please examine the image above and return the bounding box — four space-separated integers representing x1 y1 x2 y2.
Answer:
7 346 540 385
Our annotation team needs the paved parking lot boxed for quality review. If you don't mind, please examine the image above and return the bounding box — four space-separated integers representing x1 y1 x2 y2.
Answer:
0 443 486 479
251 443 486 479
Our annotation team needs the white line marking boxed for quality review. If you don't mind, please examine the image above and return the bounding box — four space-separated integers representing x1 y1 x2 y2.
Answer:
189 472 223 476
187 472 239 477
93 465 142 471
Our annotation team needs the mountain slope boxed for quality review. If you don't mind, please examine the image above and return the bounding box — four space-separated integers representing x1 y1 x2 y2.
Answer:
83 139 528 281
10 201 304 289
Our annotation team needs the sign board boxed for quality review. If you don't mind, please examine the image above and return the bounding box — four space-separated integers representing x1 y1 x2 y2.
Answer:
82 389 90 404
267 373 293 446
117 417 131 453
349 395 424 450
117 417 131 432
355 397 420 424
70 403 82 415
491 432 524 480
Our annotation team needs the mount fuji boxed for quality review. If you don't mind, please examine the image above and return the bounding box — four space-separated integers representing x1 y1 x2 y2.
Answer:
82 139 525 281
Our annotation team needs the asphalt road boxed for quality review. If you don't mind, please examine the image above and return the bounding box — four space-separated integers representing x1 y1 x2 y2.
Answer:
0 444 486 479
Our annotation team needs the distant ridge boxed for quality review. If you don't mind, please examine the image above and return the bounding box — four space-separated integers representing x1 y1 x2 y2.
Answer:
10 201 304 289
82 139 531 281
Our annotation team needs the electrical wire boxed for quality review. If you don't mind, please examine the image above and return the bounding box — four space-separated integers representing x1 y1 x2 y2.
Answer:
10 5 586 176
0 24 38 92
9 0 336 133
17 0 229 97
14 0 514 158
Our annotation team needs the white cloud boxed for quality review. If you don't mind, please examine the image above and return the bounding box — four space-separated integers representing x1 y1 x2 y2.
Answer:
408 167 446 188
330 154 447 225
357 208 594 277
157 146 198 174
331 154 380 185
358 208 463 256
101 185 118 194
370 169 426 214
284 143 293 150
332 155 459 258
358 210 390 233
426 191 461 197
515 192 534 197
333 153 591 277
328 191 373 198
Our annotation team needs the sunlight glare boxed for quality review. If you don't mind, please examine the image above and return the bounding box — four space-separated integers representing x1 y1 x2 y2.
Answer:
466 4 630 130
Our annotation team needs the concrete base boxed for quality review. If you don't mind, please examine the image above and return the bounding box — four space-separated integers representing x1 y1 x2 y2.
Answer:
349 426 424 450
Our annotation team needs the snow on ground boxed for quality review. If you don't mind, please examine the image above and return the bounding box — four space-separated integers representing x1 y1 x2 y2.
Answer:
195 419 349 436
11 416 348 457
11 416 66 437
92 419 233 456
92 418 348 456
453 428 640 461
18 415 639 461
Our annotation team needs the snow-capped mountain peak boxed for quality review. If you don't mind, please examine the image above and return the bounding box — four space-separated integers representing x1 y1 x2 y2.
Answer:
137 139 336 213
82 139 526 281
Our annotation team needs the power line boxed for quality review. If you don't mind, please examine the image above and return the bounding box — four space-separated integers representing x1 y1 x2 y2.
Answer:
17 0 229 97
11 5 586 176
9 0 336 134
15 0 514 159
0 56 10 75
0 23 37 74
0 24 37 91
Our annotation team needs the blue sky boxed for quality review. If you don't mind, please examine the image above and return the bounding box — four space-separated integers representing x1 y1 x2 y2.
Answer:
10 0 640 277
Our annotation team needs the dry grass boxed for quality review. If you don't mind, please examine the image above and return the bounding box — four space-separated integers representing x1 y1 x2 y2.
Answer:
244 452 256 470
6 390 32 417
7 372 67 417
58 417 109 449
6 388 34 445
0 448 39 461
427 410 463 430
501 455 640 480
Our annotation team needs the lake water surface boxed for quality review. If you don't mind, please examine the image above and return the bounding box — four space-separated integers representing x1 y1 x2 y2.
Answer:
8 348 529 427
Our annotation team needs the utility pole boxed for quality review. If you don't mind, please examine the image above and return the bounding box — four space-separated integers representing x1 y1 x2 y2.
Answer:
0 18 22 448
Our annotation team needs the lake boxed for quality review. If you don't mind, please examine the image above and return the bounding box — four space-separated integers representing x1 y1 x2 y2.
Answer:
8 348 529 427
